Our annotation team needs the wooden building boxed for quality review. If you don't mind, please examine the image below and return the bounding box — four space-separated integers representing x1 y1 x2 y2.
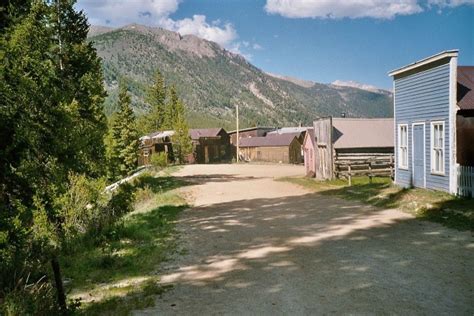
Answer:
389 50 474 196
238 134 302 164
312 118 394 180
189 128 231 164
303 128 316 177
138 131 175 166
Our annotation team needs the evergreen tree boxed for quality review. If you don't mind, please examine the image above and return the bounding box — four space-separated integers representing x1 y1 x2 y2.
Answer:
173 99 193 163
111 85 139 177
163 85 179 130
1 0 108 313
144 70 167 133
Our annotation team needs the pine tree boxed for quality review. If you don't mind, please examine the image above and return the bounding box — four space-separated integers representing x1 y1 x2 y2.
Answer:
173 99 193 163
163 85 179 130
144 70 167 133
1 1 108 312
111 84 139 177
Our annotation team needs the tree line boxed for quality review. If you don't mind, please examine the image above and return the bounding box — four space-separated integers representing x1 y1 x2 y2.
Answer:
0 1 191 314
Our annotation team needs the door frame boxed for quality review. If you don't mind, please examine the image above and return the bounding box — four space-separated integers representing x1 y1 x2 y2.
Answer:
411 122 426 188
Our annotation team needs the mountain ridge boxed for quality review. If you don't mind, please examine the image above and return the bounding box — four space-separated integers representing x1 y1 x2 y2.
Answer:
88 24 393 129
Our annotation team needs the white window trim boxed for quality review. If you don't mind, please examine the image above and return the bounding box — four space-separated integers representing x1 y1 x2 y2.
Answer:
412 122 426 188
430 121 446 176
398 124 409 170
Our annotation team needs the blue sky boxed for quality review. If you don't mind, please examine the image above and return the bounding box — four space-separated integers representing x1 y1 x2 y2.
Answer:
77 0 474 89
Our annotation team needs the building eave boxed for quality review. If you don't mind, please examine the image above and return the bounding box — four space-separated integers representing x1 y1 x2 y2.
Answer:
388 50 459 77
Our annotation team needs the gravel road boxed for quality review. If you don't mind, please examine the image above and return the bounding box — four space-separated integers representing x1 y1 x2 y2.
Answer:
135 164 473 315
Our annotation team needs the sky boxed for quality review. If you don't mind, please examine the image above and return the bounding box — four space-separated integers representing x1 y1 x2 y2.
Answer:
76 0 474 90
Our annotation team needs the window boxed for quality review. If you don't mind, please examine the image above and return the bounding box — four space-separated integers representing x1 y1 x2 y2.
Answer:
143 149 150 157
431 121 445 174
398 124 408 169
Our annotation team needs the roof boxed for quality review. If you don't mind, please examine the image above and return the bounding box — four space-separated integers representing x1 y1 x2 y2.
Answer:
267 127 310 135
388 50 458 77
458 66 474 110
228 126 275 134
189 128 225 140
239 134 297 147
140 130 175 141
331 118 394 149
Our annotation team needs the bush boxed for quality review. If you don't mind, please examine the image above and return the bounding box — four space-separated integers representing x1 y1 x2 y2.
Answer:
150 152 168 169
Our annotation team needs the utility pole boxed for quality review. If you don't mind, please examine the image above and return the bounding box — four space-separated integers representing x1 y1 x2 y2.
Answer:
236 103 239 163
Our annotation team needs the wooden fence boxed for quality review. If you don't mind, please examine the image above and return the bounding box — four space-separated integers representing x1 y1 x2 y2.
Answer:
334 153 394 185
458 165 474 198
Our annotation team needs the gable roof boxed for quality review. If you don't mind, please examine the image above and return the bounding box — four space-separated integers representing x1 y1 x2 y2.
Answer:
458 66 474 110
332 118 394 149
239 134 297 147
189 128 225 140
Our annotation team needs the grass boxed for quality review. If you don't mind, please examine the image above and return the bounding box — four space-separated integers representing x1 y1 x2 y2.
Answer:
279 176 474 231
62 167 190 315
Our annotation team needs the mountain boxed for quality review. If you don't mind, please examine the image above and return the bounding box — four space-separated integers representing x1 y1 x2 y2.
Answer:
331 80 391 94
88 24 393 129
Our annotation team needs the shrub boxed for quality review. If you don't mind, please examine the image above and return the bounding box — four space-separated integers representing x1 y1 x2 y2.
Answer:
150 152 168 169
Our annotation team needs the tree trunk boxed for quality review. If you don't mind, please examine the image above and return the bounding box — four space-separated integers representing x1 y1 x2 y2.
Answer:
51 257 67 315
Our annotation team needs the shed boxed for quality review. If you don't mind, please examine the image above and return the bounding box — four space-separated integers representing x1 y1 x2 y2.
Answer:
238 134 301 164
189 128 230 164
389 50 474 195
312 118 394 180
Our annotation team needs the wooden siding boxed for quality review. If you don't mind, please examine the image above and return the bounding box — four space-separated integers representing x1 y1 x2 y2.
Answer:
394 62 451 191
313 118 334 180
240 140 301 164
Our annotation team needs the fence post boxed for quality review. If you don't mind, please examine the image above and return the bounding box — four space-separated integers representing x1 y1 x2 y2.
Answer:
369 161 373 184
348 164 352 186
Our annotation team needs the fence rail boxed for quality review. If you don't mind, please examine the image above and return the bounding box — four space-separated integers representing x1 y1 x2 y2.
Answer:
335 155 394 185
458 165 474 198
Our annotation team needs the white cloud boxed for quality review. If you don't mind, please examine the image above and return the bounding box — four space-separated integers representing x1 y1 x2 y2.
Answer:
77 0 240 53
264 0 423 19
264 0 474 19
160 15 237 47
427 0 474 7
252 43 263 50
77 0 179 25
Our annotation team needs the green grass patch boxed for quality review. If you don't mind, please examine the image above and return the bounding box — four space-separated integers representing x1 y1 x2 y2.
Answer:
280 176 474 231
62 168 189 314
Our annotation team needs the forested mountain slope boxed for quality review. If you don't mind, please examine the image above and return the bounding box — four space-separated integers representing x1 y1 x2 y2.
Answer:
89 24 393 128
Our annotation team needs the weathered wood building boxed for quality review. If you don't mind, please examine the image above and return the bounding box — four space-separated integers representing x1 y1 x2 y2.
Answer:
138 131 175 166
189 128 231 164
389 50 474 196
303 128 316 177
312 118 394 180
238 134 302 164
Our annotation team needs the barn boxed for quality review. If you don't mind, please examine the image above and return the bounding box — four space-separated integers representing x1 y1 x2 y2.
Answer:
238 134 302 164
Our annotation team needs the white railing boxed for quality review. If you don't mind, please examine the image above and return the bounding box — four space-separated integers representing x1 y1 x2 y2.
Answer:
457 165 474 198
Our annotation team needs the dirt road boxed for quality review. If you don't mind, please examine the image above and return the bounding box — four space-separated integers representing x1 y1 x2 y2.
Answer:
136 164 473 315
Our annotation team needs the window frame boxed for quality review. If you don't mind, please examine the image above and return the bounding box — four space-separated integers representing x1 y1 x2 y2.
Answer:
398 124 409 170
430 121 445 175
